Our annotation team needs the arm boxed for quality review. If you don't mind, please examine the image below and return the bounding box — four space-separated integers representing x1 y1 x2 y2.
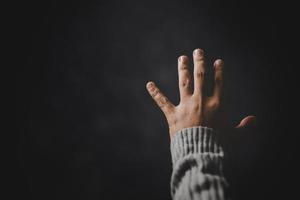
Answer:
170 126 227 200
146 48 255 199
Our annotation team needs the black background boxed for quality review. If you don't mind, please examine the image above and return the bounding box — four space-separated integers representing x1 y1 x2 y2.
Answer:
15 0 298 200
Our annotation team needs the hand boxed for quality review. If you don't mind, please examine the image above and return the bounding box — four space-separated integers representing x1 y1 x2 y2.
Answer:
146 48 255 138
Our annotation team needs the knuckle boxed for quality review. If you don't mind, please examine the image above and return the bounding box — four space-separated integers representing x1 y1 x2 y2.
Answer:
180 78 190 87
191 101 201 110
156 95 168 108
179 64 188 70
195 71 205 79
158 102 164 108
192 104 200 111
159 96 168 105
215 77 223 85
153 91 161 99
180 81 186 87
209 99 220 109
192 94 201 101
151 90 160 98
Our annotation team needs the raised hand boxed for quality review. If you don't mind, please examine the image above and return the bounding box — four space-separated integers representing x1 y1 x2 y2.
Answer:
146 48 255 138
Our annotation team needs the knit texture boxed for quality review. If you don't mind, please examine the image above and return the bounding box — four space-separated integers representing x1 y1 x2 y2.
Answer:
170 126 228 200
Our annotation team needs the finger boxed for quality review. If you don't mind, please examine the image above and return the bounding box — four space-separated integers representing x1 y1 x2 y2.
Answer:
146 81 175 115
193 48 206 96
212 59 224 101
178 55 192 101
235 115 256 129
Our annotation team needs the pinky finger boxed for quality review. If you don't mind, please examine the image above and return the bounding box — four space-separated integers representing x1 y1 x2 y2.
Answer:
146 81 175 115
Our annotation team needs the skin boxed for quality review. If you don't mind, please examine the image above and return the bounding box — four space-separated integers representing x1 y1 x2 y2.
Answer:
146 48 255 139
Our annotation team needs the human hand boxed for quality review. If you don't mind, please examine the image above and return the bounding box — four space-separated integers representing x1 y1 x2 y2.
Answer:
146 48 255 139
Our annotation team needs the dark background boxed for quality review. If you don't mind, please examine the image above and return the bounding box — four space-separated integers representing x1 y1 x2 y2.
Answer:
15 0 298 199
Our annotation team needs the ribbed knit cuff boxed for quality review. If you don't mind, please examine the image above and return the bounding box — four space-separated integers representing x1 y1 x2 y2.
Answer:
170 126 224 165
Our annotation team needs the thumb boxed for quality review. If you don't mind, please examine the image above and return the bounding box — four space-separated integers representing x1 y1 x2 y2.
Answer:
235 115 256 129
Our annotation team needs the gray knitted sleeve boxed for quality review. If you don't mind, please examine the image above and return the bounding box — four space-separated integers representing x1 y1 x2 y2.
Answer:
170 126 229 200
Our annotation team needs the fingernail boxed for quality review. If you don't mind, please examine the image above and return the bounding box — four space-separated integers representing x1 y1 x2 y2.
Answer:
179 56 187 63
214 59 224 69
146 82 154 89
194 49 204 56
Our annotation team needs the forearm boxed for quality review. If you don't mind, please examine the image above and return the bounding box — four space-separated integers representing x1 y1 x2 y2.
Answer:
146 48 253 199
170 126 229 200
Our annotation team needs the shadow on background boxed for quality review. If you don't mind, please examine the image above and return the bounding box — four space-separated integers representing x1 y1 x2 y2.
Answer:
15 0 298 199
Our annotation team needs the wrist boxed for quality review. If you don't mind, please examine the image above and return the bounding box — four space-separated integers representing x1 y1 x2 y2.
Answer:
170 126 224 165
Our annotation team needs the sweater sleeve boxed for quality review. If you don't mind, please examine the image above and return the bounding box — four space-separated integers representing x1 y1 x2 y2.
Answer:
170 126 229 200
